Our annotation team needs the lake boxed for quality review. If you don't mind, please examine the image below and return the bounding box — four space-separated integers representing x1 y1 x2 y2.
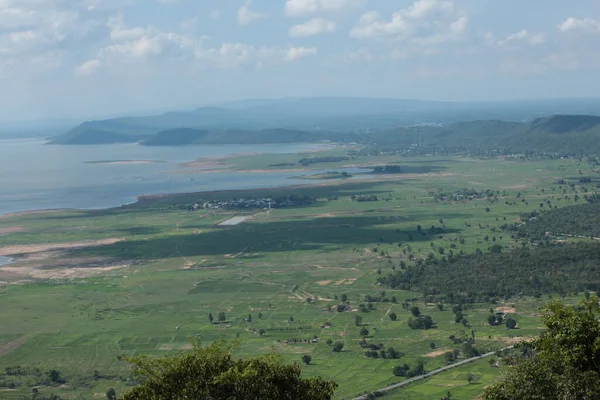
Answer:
0 139 332 214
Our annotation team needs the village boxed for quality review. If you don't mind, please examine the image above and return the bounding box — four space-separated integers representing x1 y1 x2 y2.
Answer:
188 194 317 211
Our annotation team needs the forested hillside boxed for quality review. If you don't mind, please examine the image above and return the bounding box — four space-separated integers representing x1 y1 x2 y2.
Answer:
368 115 600 155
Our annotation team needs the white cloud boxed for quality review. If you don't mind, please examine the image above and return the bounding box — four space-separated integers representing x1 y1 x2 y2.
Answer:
350 0 466 45
210 10 220 20
237 0 267 26
285 0 364 17
558 17 600 34
0 0 108 65
84 16 318 72
284 46 317 61
496 30 546 46
289 18 335 37
76 59 101 76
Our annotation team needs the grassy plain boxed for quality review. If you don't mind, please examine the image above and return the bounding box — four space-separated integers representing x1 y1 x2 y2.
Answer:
0 151 595 399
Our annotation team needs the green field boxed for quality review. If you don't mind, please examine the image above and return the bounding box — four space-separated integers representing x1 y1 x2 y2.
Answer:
0 152 596 399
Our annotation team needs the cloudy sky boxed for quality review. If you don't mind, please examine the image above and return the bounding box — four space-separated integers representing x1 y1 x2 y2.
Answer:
1 0 599 121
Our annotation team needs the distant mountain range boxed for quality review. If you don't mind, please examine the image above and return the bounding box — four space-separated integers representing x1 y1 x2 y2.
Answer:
48 97 600 154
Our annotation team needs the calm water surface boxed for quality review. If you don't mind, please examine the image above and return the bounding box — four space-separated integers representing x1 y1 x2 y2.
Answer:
0 139 332 214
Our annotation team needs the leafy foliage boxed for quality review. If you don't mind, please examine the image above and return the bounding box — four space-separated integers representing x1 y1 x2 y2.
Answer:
121 339 336 400
484 296 600 399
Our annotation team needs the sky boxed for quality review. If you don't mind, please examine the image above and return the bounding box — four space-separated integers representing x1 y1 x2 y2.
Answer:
1 0 600 122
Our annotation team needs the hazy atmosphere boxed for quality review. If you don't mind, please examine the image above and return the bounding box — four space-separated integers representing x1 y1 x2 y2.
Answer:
1 0 600 121
3 2 600 400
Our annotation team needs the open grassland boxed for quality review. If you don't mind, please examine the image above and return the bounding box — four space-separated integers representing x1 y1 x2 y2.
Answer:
0 154 597 399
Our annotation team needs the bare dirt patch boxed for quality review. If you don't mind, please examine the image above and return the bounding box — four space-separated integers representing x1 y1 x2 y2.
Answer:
0 262 129 280
333 279 346 285
424 349 451 357
496 306 517 314
0 238 123 257
501 185 528 190
157 343 193 351
0 227 24 235
344 278 357 285
316 280 331 286
0 336 27 359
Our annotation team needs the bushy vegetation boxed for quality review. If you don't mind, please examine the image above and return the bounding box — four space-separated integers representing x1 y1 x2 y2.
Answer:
122 339 336 400
485 296 600 399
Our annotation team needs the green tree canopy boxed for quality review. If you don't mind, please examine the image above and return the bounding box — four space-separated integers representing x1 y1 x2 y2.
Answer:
484 296 600 400
122 339 336 400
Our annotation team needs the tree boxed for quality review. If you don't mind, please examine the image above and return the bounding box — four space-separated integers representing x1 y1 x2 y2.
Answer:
354 315 363 326
106 388 117 400
218 312 226 323
302 355 312 365
332 342 344 353
46 369 63 383
209 313 214 324
340 294 348 302
410 306 421 317
467 373 474 384
389 312 397 321
408 315 434 330
487 314 497 326
326 339 333 346
259 329 266 337
437 303 444 311
505 317 517 329
122 339 337 400
360 327 369 337
258 312 263 319
247 314 252 323
484 296 600 400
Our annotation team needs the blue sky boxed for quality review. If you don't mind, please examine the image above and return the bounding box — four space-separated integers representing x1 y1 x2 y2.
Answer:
1 0 600 121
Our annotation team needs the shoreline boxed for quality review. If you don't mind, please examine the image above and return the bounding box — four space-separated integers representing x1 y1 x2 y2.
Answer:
0 172 455 217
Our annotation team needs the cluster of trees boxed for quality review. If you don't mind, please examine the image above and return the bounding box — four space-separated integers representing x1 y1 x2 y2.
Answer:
514 200 600 239
487 310 517 329
406 307 435 329
484 296 600 399
121 339 337 399
362 342 403 359
208 312 227 324
1 366 65 389
378 242 600 303
408 315 434 330
393 361 425 378
298 156 349 166
363 292 397 304
351 194 379 202
432 188 488 202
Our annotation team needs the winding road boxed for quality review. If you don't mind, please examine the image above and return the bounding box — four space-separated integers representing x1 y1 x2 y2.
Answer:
351 346 514 400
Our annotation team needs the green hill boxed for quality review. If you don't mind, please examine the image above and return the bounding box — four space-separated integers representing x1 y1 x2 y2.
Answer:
369 115 600 155
141 128 208 146
139 128 324 146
